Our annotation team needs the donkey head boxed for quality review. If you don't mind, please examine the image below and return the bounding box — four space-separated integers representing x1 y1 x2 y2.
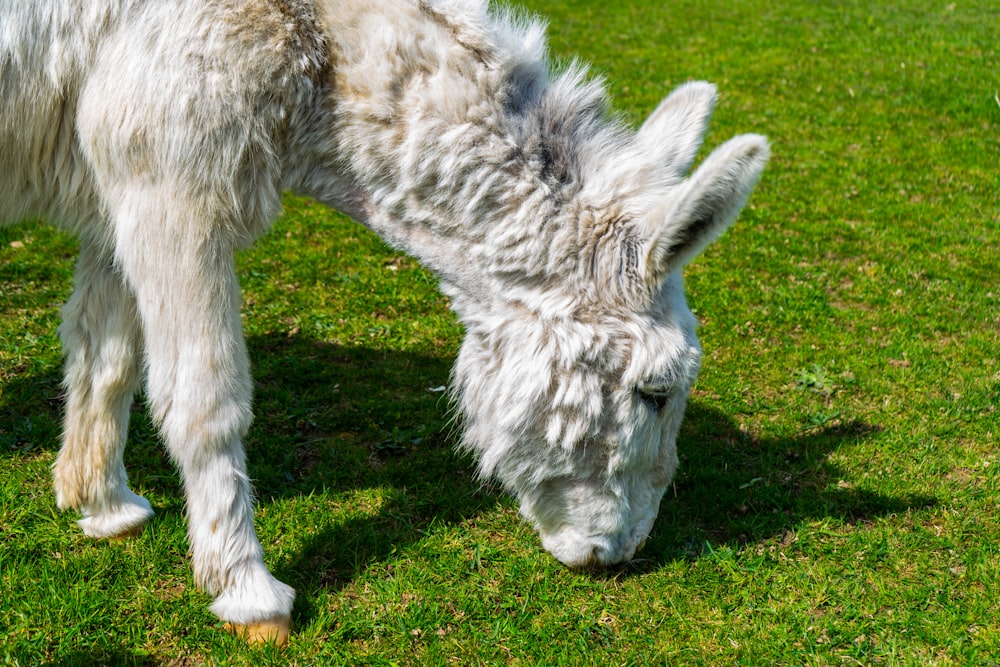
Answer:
450 81 769 569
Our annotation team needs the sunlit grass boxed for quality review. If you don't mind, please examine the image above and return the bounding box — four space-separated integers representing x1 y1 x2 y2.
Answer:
2 0 998 663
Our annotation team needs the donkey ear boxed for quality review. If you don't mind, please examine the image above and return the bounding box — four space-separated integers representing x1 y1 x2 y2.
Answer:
644 133 769 280
637 81 717 175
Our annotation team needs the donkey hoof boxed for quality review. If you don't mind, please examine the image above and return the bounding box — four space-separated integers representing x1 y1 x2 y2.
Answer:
78 512 152 540
76 491 155 539
107 524 145 541
224 616 291 646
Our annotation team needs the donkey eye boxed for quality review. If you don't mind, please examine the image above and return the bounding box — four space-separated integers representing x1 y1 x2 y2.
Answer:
635 386 672 412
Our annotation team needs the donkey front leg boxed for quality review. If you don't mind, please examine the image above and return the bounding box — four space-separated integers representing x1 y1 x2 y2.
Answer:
53 240 153 538
115 206 294 643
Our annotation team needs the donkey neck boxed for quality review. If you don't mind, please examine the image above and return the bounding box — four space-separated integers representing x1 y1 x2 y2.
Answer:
305 2 623 294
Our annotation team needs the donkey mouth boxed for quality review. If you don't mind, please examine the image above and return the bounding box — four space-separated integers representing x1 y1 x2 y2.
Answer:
540 527 641 571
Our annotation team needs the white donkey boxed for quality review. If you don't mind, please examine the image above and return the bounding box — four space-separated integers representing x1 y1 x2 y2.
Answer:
1 0 767 644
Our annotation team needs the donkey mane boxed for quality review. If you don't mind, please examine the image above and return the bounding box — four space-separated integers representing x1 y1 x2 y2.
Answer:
322 0 660 307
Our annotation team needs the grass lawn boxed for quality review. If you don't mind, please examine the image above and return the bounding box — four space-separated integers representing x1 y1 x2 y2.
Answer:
2 0 998 664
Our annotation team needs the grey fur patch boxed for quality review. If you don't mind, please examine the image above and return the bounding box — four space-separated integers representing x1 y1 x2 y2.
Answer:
620 230 641 283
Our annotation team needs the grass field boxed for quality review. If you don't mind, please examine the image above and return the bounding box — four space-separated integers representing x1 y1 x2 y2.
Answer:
2 0 998 664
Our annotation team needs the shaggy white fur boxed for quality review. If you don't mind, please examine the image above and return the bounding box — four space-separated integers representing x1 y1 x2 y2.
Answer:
0 0 768 640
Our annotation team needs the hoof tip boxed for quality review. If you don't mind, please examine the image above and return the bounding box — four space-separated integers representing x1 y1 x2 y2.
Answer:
224 616 291 646
107 524 145 542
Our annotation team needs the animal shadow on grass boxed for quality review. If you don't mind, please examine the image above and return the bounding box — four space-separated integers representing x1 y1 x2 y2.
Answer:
1 330 935 628
0 330 496 641
627 403 937 574
239 333 501 626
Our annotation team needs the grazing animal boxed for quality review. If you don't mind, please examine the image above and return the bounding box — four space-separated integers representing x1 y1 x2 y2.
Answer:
0 0 768 644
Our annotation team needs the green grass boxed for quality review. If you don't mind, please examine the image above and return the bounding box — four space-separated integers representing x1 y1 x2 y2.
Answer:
2 0 998 664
